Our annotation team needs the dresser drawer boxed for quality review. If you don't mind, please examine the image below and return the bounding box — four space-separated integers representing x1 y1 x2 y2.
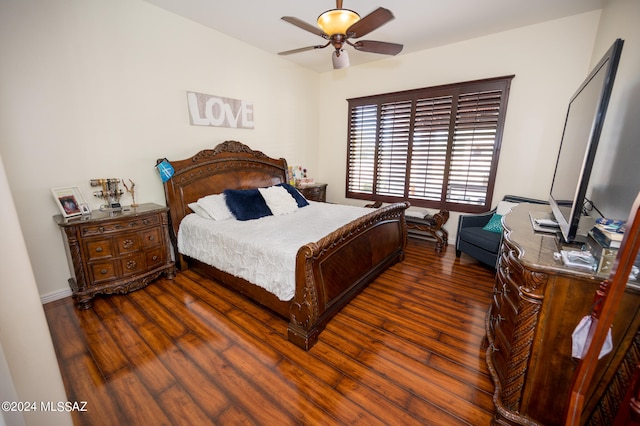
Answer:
79 214 161 237
85 239 114 260
89 261 117 284
115 233 141 255
119 253 147 277
141 228 162 248
145 247 166 269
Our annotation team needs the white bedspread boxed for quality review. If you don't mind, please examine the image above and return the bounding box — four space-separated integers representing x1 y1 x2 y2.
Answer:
177 201 373 301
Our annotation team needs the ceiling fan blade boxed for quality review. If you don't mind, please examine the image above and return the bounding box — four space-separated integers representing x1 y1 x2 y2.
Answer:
281 16 328 38
347 7 395 38
351 40 403 55
278 43 330 56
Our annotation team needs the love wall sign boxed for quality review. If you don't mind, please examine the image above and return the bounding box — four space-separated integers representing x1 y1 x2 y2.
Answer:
186 91 254 129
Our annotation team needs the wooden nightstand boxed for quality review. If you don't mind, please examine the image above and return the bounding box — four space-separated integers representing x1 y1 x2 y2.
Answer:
296 183 327 202
54 203 175 309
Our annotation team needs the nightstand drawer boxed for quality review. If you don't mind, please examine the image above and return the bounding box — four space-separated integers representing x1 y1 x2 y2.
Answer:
296 183 327 202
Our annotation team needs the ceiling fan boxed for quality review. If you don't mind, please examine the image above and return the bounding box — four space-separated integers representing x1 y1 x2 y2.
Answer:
278 0 403 69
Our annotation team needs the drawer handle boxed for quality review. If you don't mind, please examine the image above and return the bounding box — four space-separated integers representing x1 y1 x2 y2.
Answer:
122 239 134 249
489 343 499 353
152 255 158 261
143 219 150 225
100 269 108 274
98 226 105 233
95 247 103 253
148 235 155 242
493 287 502 295
126 260 137 269
129 222 137 227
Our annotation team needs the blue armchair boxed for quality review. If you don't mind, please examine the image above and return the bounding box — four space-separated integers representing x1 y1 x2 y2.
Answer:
455 195 548 268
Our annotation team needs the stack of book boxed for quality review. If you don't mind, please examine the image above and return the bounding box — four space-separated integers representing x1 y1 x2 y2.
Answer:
587 219 625 275
589 219 625 248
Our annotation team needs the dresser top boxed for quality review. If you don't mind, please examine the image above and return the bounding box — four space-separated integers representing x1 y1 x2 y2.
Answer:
502 203 602 280
53 203 167 227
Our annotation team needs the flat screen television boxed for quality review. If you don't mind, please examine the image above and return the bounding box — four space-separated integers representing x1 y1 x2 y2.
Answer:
549 38 624 243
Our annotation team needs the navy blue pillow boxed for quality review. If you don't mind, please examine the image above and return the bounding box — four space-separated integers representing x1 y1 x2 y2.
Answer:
277 183 309 207
223 189 273 221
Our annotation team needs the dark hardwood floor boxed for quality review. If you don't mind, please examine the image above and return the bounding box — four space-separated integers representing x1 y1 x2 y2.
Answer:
44 239 498 425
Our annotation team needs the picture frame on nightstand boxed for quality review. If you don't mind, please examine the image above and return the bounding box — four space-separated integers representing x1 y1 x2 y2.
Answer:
51 186 90 218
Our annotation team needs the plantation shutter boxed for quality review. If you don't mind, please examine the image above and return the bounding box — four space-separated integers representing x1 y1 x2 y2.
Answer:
347 104 377 194
446 88 505 206
346 76 513 213
377 100 412 197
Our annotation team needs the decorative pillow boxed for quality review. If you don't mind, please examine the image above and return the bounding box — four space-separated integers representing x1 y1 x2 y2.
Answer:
197 193 234 221
188 202 213 219
496 201 519 215
258 186 298 216
483 214 504 233
224 188 273 221
277 183 309 207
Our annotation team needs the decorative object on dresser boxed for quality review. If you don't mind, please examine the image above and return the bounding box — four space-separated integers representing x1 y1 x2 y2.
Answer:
295 182 327 202
54 203 176 309
51 186 91 218
122 178 138 207
485 203 640 426
455 194 548 268
162 140 408 350
90 178 125 211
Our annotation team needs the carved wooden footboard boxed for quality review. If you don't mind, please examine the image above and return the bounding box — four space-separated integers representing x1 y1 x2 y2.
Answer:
162 141 408 350
289 202 408 349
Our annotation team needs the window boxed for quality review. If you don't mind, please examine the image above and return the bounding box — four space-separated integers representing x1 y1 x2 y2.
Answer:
346 76 514 213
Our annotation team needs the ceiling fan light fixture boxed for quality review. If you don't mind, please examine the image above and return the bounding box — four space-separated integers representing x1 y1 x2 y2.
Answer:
317 9 360 36
332 49 350 69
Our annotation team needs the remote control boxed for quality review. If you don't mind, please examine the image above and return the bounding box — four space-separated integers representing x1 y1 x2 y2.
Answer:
535 218 559 227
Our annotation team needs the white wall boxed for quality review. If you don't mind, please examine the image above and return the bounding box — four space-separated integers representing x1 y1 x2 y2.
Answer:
316 11 602 234
0 0 320 298
0 153 71 426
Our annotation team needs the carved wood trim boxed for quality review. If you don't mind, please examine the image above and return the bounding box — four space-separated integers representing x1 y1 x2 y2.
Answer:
586 327 640 425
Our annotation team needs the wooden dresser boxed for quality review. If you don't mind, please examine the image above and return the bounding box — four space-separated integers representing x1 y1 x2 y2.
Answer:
486 204 640 425
54 203 175 309
296 183 327 202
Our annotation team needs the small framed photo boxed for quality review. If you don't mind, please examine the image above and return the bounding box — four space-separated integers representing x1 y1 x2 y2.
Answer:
51 187 89 218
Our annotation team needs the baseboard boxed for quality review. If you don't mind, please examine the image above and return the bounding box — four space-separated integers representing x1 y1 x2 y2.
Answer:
40 288 72 305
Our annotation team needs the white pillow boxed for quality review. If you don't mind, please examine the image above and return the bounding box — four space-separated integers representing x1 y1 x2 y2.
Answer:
197 193 234 221
258 186 298 216
496 201 519 215
188 202 213 219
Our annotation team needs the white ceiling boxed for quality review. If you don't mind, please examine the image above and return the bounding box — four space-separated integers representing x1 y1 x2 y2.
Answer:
144 0 605 73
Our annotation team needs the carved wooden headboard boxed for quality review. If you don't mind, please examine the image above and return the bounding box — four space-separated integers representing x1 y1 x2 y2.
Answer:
162 140 288 243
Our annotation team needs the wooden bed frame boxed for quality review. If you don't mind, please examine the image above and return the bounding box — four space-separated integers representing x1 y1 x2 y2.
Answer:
163 140 408 350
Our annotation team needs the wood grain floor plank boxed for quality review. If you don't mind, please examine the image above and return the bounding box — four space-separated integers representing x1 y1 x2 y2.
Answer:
44 239 498 425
